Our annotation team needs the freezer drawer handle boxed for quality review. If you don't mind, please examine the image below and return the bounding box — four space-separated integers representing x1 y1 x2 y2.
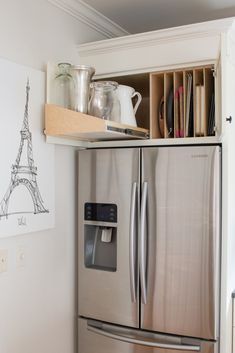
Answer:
130 182 137 303
87 323 200 351
140 181 148 304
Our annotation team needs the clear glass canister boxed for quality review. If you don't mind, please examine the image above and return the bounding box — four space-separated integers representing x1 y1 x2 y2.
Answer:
52 63 74 109
71 65 95 113
88 81 120 123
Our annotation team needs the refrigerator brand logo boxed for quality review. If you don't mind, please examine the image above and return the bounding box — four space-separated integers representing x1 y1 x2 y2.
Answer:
191 154 208 158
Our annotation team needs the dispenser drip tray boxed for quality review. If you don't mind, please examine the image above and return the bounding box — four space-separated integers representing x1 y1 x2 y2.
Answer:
84 225 117 272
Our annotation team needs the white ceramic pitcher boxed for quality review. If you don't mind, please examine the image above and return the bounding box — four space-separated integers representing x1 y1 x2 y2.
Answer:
117 85 142 126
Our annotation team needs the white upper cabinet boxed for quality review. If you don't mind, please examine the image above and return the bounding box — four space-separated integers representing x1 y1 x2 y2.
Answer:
77 17 234 76
45 17 235 147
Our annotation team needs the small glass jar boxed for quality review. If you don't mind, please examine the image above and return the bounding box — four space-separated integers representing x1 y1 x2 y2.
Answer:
88 81 120 123
52 63 74 109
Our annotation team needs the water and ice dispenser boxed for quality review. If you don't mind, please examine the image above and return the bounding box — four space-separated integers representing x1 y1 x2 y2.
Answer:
84 203 117 272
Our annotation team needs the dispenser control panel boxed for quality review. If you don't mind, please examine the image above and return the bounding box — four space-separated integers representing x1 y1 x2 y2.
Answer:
84 203 117 223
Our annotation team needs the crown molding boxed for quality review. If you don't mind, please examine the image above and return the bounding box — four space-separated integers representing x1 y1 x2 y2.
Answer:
47 0 129 39
78 17 235 56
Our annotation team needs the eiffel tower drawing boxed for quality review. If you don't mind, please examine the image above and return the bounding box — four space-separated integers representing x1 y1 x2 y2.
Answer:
0 80 49 219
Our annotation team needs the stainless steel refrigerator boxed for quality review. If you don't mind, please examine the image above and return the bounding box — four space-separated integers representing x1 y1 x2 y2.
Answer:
78 146 221 353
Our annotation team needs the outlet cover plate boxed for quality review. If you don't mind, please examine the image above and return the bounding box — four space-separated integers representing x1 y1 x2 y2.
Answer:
0 249 8 273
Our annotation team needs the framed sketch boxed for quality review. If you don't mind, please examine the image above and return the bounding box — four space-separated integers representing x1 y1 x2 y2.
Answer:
0 58 54 237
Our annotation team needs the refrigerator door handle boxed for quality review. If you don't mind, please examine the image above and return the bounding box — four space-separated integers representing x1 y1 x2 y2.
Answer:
129 182 137 303
87 322 200 351
140 181 148 304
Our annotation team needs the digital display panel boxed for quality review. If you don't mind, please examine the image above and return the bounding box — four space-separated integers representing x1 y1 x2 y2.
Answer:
84 203 117 223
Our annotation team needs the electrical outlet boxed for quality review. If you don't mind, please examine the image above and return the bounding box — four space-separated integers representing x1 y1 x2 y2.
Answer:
0 249 8 273
16 247 25 268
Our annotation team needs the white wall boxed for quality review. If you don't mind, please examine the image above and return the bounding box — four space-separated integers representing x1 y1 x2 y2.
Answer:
0 1 105 353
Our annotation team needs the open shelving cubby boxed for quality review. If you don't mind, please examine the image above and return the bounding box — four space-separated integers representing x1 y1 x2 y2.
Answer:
45 70 151 143
45 63 218 146
105 72 150 131
150 64 216 140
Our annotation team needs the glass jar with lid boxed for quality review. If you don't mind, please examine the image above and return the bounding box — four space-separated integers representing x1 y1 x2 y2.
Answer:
88 81 120 123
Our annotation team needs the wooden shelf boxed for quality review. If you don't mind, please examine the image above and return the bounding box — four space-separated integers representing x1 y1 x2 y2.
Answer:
44 104 149 141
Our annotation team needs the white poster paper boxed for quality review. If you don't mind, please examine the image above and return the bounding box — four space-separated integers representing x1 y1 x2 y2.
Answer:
0 58 54 237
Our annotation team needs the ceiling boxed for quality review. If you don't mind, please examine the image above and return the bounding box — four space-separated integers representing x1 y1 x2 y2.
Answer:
82 0 235 34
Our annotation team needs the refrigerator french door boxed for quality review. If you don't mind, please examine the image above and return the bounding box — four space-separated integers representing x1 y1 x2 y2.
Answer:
78 145 221 353
78 148 140 327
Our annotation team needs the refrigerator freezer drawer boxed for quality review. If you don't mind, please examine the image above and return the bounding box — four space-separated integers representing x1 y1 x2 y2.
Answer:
78 318 218 353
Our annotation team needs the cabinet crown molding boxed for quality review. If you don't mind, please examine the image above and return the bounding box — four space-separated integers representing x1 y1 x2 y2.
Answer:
78 17 235 56
47 0 129 38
